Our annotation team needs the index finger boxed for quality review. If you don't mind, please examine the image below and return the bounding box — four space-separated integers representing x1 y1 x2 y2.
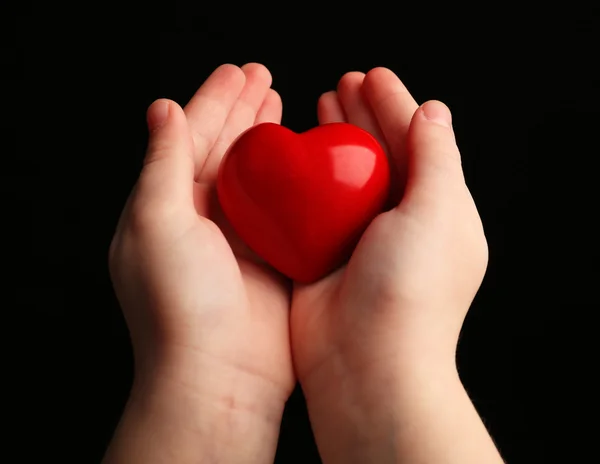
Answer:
184 64 246 174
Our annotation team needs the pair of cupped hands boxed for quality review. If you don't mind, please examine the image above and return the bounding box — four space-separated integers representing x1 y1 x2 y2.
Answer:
107 63 489 461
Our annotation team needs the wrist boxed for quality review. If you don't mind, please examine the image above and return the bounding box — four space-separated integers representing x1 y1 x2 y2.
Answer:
136 344 289 419
104 347 287 463
300 321 460 402
303 354 502 464
303 346 460 411
301 348 462 463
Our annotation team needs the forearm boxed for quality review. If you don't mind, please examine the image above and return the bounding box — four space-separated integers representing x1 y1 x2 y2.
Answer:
103 355 285 464
304 356 504 464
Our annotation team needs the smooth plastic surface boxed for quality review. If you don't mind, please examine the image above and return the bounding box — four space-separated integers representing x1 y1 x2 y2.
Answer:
217 122 390 283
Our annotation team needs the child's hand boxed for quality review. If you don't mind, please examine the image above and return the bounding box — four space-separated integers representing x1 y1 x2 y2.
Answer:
291 69 502 463
105 64 294 463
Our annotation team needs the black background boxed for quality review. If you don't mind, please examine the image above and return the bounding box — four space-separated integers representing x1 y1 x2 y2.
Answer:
11 4 597 463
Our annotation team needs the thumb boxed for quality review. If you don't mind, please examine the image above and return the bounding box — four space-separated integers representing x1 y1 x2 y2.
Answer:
136 98 196 206
401 100 466 208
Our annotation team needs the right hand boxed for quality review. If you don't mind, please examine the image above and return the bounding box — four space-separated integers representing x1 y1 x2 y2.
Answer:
105 64 295 464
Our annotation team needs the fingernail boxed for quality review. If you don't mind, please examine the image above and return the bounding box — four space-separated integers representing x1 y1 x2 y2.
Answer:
147 99 170 132
421 100 452 128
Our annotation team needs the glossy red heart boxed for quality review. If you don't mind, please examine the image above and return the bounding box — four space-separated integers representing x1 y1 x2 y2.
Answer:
217 122 390 283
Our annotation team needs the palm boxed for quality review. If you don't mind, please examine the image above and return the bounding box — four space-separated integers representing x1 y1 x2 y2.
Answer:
173 200 292 388
291 69 421 386
292 206 443 380
289 220 383 381
180 64 294 395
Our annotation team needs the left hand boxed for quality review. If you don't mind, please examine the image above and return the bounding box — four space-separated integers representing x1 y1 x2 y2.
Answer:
289 68 491 462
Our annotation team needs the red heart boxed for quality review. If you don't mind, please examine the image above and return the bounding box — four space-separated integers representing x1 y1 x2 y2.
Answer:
217 122 390 283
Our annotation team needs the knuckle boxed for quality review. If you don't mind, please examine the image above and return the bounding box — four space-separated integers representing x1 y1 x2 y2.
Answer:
462 210 489 276
108 236 119 273
472 229 490 271
115 169 188 241
128 201 173 235
126 195 184 240
108 231 129 283
145 140 173 166
127 203 155 233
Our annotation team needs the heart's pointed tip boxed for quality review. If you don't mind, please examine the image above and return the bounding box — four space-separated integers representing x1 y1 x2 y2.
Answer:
291 276 321 285
279 264 323 285
287 264 342 285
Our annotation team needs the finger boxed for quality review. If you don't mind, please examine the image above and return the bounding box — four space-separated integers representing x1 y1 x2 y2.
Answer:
402 100 465 207
317 91 346 124
337 72 387 150
137 99 195 208
254 88 283 124
184 64 246 174
362 68 419 194
197 63 272 183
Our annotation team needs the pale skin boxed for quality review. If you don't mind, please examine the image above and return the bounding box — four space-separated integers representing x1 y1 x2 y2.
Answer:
104 63 505 463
